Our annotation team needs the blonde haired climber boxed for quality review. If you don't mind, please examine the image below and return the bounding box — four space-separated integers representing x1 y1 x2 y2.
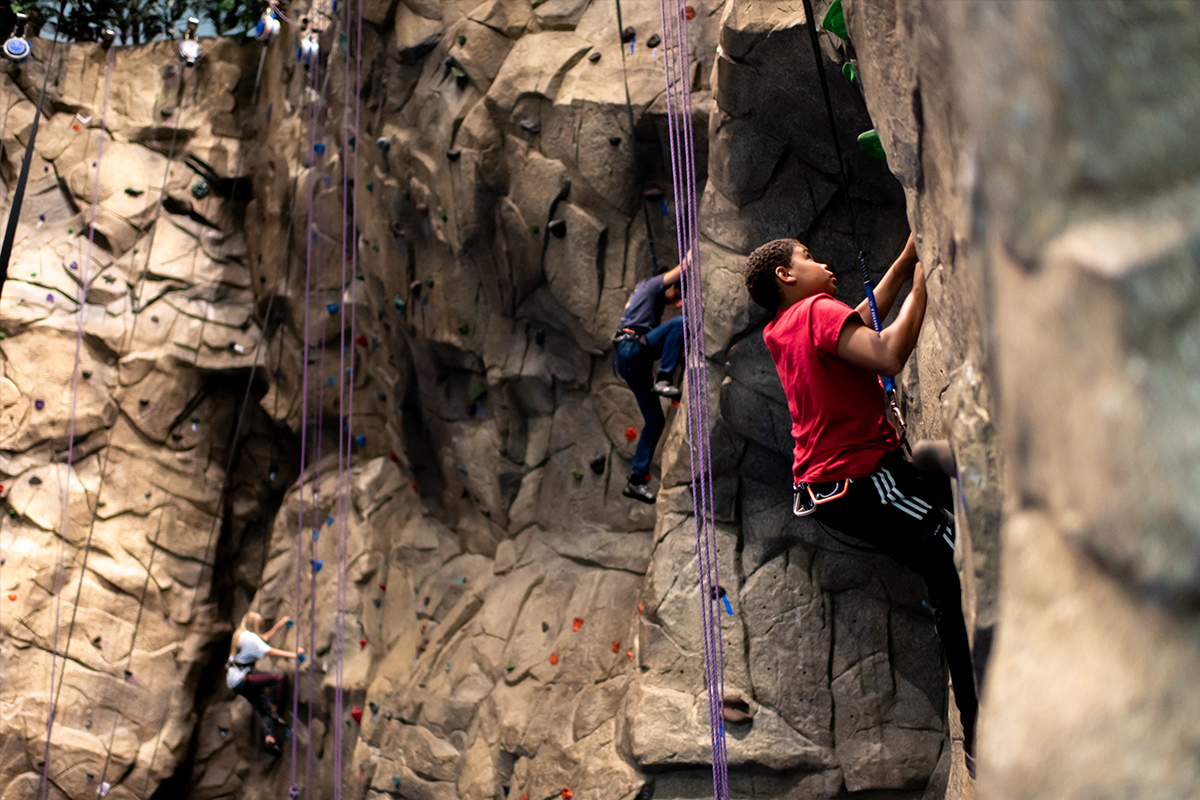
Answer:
227 611 304 753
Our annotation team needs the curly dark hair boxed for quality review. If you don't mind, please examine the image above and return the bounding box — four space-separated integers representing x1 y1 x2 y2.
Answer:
744 238 799 311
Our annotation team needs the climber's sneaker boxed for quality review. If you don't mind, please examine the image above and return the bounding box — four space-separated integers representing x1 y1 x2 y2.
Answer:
652 380 681 399
623 479 657 504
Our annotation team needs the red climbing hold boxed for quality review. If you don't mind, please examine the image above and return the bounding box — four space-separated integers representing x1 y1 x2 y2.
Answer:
380 583 387 591
359 638 368 649
351 706 363 724
612 640 620 653
685 5 696 20
356 335 368 347
7 594 15 601
638 603 643 615
573 617 583 632
549 653 559 665
520 795 529 800
672 400 679 410
73 124 81 131
624 427 637 441
562 788 573 799
389 450 399 462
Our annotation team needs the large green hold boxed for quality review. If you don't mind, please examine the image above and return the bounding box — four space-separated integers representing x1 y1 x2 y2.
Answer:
822 0 848 41
857 129 887 161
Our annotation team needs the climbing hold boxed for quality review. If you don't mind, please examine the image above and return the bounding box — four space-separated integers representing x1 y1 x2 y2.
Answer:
571 469 584 482
723 595 733 616
359 638 367 649
519 120 541 135
572 618 583 632
139 398 150 407
549 653 559 665
328 377 336 386
314 143 326 155
857 129 887 161
311 559 323 572
647 33 661 48
7 594 15 601
589 456 605 475
627 650 633 661
685 5 696 20
612 640 620 653
445 661 452 673
351 706 363 724
229 342 246 354
842 62 856 83
151 316 159 323
34 399 44 411
529 223 540 235
327 302 341 314
312 528 320 541
455 577 467 584
366 181 374 192
447 149 461 162
547 219 567 238
298 653 306 663
380 583 387 591
7 509 15 518
369 701 379 715
562 788 573 799
389 451 399 463
393 776 402 789
393 296 406 313
625 427 638 442
356 434 366 448
191 180 209 199
46 294 54 303
377 391 387 402
541 622 549 632
588 51 602 63
822 0 849 41
356 334 368 347
638 603 643 615
458 323 470 336
621 26 636 43
505 661 515 672
374 598 381 608
69 261 78 270
520 795 528 800
376 136 391 153
424 276 435 288
28 476 41 486
457 33 467 46
609 136 621 146
327 515 335 526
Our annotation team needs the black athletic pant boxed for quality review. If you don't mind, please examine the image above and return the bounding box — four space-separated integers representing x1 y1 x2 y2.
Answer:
813 449 978 748
234 671 285 740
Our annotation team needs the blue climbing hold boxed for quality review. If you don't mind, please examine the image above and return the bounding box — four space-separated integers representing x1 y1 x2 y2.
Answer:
313 528 320 541
356 434 366 448
297 653 306 664
327 302 340 314
314 143 325 155
311 559 323 572
328 376 335 386
723 595 733 616
327 515 335 526
285 620 294 629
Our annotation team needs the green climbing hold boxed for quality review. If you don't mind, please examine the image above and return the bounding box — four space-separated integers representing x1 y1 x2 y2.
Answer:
7 509 15 518
842 62 856 84
530 224 539 235
572 469 584 482
458 324 470 336
823 0 848 41
424 276 434 289
857 129 887 161
366 181 374 192
468 381 487 403
445 661 452 673
440 210 448 222
451 65 468 89
505 661 515 672
456 34 466 46
191 180 210 200
68 228 74 234
0 333 6 340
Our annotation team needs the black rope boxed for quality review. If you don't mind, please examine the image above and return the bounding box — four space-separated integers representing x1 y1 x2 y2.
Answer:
613 0 661 275
0 1 68 293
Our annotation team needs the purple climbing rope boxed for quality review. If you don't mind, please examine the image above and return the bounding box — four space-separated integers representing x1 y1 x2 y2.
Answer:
656 0 729 796
40 42 115 800
293 48 323 795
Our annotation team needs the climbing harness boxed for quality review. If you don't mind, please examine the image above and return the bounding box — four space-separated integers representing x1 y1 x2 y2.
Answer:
2 14 31 62
657 0 729 797
178 18 201 67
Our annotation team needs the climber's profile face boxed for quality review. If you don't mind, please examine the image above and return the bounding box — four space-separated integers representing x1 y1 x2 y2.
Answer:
777 244 837 297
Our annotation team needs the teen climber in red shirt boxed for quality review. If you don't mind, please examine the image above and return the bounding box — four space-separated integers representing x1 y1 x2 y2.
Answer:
744 233 978 774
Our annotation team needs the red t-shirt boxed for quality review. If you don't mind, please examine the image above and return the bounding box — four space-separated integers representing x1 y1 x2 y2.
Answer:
763 294 898 483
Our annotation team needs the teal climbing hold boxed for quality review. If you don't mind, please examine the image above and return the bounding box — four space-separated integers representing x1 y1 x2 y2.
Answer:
191 180 210 199
455 577 467 584
823 0 848 41
328 376 335 386
392 777 401 789
327 515 335 526
857 129 887 161
366 181 374 192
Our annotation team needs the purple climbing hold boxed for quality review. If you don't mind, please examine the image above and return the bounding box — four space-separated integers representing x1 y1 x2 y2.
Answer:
289 785 301 800
34 399 44 410
69 261 78 270
46 294 54 303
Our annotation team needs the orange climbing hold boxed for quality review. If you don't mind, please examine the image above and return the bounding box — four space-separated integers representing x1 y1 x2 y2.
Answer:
612 640 620 653
624 427 637 441
627 651 633 661
549 653 559 665
7 594 15 601
638 604 643 615
562 789 573 800
672 400 679 410
351 706 363 724
572 617 583 632
520 795 529 800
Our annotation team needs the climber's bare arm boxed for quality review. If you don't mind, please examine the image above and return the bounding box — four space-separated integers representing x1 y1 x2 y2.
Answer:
263 616 291 640
660 248 692 288
838 261 927 377
854 233 918 326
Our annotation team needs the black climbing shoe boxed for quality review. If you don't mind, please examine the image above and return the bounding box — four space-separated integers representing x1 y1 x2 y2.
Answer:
652 380 680 399
623 480 656 504
964 749 976 780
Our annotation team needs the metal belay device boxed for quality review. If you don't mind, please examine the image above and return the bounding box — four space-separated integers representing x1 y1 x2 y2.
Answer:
178 17 201 66
255 8 281 43
3 13 31 63
296 18 318 67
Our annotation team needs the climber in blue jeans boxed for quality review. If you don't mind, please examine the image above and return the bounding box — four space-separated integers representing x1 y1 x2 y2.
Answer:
613 252 689 503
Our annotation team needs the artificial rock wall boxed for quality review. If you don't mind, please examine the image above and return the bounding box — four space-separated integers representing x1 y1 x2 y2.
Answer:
2 1 1193 800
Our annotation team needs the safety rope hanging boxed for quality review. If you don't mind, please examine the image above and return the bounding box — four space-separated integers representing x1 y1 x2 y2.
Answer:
656 1 729 797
